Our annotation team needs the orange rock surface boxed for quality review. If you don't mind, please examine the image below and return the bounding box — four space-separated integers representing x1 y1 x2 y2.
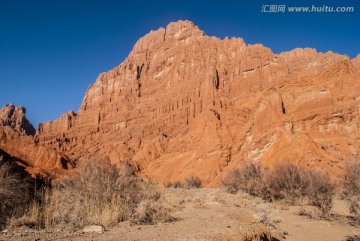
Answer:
0 104 72 177
28 20 360 185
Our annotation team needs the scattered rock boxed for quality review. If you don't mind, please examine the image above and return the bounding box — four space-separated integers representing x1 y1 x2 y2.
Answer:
82 225 105 234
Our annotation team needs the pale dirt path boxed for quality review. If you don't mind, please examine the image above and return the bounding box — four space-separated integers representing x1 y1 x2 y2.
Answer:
2 188 360 241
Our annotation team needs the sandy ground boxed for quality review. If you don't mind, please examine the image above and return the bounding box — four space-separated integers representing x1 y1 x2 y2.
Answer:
2 188 360 241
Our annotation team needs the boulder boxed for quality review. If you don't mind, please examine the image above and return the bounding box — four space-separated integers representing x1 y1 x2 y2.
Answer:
82 225 105 234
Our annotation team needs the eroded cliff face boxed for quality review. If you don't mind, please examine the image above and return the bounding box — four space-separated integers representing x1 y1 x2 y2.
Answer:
35 20 360 185
0 104 36 136
0 104 72 177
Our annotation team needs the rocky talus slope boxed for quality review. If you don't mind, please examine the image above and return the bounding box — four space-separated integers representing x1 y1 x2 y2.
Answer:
6 20 359 185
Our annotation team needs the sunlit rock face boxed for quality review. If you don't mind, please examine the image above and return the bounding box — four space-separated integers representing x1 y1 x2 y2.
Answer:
34 20 360 186
0 104 72 177
0 104 36 136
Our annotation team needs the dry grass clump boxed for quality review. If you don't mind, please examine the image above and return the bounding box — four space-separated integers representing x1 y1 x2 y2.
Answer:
343 160 360 224
0 161 31 229
223 162 335 217
254 204 282 230
172 180 183 188
132 199 173 224
241 223 282 241
166 174 202 189
19 159 171 229
165 180 183 188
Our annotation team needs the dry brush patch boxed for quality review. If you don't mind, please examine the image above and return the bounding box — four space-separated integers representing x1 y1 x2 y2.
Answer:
222 162 265 196
345 235 360 241
185 174 202 189
223 162 336 218
14 159 173 230
0 161 32 230
241 223 282 241
303 170 335 216
166 174 202 189
266 163 308 202
267 163 335 216
131 199 173 224
343 160 360 224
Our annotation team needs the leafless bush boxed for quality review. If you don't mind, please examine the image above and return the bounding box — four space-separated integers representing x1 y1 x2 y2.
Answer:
343 160 360 224
268 163 335 216
348 197 360 223
304 170 335 216
222 162 265 196
267 163 309 202
0 161 31 229
297 204 326 220
132 199 172 224
344 160 360 197
185 174 202 189
165 180 183 188
223 168 241 194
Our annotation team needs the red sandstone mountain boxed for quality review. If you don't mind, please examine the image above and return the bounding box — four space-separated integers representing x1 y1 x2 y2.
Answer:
0 104 36 136
0 104 72 177
6 20 358 185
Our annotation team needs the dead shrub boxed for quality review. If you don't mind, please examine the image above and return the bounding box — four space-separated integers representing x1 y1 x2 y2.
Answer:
304 170 335 216
344 160 360 197
268 163 335 216
165 180 183 188
173 181 183 188
241 223 282 241
185 174 202 189
254 205 282 229
132 199 172 224
222 162 265 196
343 160 360 224
0 161 32 229
267 163 309 202
222 168 242 194
348 197 360 223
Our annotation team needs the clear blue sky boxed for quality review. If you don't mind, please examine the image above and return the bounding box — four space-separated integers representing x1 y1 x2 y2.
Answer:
1 0 359 128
